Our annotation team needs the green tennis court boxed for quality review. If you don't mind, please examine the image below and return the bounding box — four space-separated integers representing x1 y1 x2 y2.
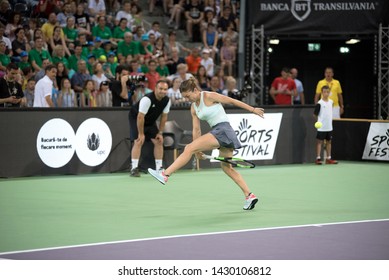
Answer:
0 161 388 258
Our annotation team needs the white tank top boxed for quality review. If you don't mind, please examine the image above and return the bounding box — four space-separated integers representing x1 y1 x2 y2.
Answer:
193 91 229 127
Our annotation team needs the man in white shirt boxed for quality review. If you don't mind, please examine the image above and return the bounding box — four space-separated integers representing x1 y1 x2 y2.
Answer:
33 64 57 107
115 0 133 27
88 0 106 18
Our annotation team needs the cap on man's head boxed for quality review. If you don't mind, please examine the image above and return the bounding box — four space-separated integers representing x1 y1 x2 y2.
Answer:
141 34 149 41
108 51 116 57
95 37 102 42
202 48 210 54
87 54 96 59
20 51 28 57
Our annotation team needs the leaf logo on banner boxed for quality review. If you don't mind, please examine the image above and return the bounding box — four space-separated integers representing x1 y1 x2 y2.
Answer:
238 118 252 131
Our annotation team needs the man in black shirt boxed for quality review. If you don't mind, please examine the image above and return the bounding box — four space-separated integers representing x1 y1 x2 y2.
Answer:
0 63 25 107
110 64 131 107
129 79 171 177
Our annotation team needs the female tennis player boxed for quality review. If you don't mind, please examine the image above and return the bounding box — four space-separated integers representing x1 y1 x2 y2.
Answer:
149 77 265 210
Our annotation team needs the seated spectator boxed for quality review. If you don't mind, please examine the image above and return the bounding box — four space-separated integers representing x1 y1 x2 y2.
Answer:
166 47 185 76
117 32 139 64
202 23 218 60
115 0 133 27
218 6 237 34
12 27 31 57
144 59 160 91
29 37 52 72
222 76 241 99
71 60 92 100
81 79 98 107
97 80 112 107
156 56 169 78
0 0 11 26
113 18 131 44
63 16 79 49
0 23 11 51
131 79 152 105
57 3 74 27
130 3 143 31
74 2 91 36
92 61 109 89
168 62 193 81
106 52 118 79
92 16 113 43
220 37 235 76
222 21 239 51
24 78 35 107
153 36 168 60
59 77 77 107
196 65 209 90
88 0 106 19
185 0 204 42
68 44 87 72
0 40 10 73
138 34 153 59
133 25 145 42
200 48 214 78
166 30 190 57
34 0 62 18
207 75 222 94
49 26 71 57
0 63 25 107
18 51 31 71
147 21 162 39
185 47 201 75
34 58 51 82
167 0 185 30
41 13 63 44
52 45 69 69
201 7 218 34
5 11 22 42
167 77 185 106
55 61 69 90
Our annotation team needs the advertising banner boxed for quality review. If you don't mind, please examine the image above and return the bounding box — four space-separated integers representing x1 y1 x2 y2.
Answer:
362 123 389 161
247 0 389 35
211 113 283 160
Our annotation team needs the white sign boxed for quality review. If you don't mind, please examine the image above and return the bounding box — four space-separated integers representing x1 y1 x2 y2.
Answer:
36 118 76 168
211 113 283 160
75 118 112 167
362 122 389 161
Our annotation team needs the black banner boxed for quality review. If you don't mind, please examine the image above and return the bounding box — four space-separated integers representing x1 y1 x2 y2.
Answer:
247 0 389 35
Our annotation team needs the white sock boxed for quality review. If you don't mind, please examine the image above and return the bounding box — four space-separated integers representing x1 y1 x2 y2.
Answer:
155 159 163 170
131 159 139 170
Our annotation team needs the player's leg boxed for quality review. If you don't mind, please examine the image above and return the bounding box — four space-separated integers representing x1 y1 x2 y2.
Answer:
151 136 164 170
325 132 338 164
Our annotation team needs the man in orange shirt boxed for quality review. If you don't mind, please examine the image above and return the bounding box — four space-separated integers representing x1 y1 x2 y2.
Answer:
145 59 161 92
185 47 201 75
269 67 297 105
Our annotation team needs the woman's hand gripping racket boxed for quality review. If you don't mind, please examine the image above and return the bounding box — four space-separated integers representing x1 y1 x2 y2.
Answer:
202 155 255 168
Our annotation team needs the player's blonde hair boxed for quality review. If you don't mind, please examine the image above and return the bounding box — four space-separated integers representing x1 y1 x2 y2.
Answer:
179 77 200 93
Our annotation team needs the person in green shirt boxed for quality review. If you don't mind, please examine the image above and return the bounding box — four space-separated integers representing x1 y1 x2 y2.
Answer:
139 34 153 57
51 45 69 69
106 52 118 78
68 44 88 72
113 18 131 44
91 37 106 59
92 16 113 43
117 32 140 64
18 51 32 71
0 41 10 72
29 37 52 72
156 56 170 78
63 16 79 48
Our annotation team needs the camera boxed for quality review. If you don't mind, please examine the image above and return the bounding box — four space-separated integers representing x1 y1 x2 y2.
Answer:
126 75 148 92
231 75 252 100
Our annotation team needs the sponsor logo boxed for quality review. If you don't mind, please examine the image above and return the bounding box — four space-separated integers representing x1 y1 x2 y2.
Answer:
259 0 377 21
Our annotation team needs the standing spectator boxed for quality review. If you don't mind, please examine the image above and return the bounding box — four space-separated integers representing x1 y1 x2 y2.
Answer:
0 63 25 107
29 37 52 72
269 67 297 105
219 37 235 76
290 68 305 105
315 67 344 118
185 47 201 75
59 77 77 107
34 58 51 82
145 59 161 92
33 64 57 107
24 78 35 107
200 48 214 77
128 79 171 177
70 60 92 102
185 0 204 42
314 85 338 165
167 0 185 30
96 80 112 107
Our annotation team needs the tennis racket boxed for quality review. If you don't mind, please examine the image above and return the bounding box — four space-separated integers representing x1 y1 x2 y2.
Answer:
202 155 256 168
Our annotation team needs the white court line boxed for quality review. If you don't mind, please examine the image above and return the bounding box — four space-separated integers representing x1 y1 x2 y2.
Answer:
0 218 388 256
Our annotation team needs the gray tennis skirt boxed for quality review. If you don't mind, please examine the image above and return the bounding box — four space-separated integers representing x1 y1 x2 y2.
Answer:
210 122 242 149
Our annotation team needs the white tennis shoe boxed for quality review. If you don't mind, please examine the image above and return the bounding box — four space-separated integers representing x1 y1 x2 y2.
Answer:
148 168 168 185
243 193 258 210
